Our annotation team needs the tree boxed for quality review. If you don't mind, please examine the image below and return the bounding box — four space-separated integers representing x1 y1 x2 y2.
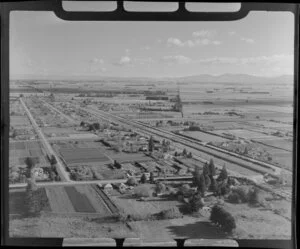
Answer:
192 166 201 187
210 177 217 192
114 160 122 169
198 174 206 197
126 177 137 186
203 162 210 176
210 205 236 233
204 174 211 191
248 187 262 205
93 122 100 130
50 155 57 165
208 158 216 176
24 157 36 179
148 136 154 152
182 148 187 157
187 152 192 158
218 164 228 181
149 172 155 183
140 173 147 184
189 192 204 213
50 171 56 181
155 182 166 194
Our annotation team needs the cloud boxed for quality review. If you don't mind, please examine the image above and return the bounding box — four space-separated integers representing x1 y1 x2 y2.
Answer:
161 55 192 65
90 58 104 64
167 37 185 47
240 37 255 44
212 40 222 45
141 46 150 50
192 30 216 38
114 56 132 66
125 49 130 55
228 31 236 36
133 57 154 65
167 30 220 48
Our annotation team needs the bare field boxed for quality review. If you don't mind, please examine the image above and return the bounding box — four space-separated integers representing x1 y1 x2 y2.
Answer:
59 147 110 165
182 131 229 143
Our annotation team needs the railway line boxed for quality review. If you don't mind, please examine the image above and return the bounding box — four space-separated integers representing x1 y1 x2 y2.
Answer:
41 101 292 201
84 106 290 177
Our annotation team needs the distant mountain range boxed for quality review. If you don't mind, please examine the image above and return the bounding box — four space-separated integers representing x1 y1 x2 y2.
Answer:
11 73 293 84
175 74 293 84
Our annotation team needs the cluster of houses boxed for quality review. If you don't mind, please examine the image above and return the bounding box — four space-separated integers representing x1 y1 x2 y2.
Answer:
99 182 134 195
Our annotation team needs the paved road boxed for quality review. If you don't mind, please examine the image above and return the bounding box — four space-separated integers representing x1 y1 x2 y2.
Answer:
19 98 71 182
9 175 193 189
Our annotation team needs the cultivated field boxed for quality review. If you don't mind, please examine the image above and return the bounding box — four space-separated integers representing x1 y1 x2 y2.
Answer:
45 185 113 216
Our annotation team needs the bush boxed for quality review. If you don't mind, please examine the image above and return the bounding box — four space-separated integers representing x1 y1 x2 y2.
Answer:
155 182 166 194
134 185 152 198
157 207 183 220
210 205 236 233
248 187 263 205
228 186 249 203
189 193 204 213
126 177 137 186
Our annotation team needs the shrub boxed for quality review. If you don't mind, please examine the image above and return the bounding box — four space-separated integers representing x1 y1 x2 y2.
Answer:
248 187 264 205
155 182 166 194
157 207 183 220
228 186 249 203
126 177 137 186
189 192 204 213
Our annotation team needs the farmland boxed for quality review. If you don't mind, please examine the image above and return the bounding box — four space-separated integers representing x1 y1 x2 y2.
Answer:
8 75 294 242
45 185 114 216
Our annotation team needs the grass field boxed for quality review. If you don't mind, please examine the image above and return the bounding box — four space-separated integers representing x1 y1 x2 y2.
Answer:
254 138 293 152
182 131 229 143
45 185 112 215
9 141 49 167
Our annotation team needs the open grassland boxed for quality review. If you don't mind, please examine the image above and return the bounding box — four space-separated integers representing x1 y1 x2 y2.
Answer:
45 185 112 216
9 216 136 238
225 202 291 240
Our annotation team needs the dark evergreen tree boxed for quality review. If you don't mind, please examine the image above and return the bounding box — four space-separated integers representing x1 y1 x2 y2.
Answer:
208 158 216 176
149 172 155 183
203 162 210 176
204 174 211 191
198 174 206 197
24 157 36 178
189 192 204 213
192 166 201 187
148 136 154 152
140 173 147 184
218 164 228 181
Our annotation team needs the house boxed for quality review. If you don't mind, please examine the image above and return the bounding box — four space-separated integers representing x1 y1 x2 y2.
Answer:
103 183 113 194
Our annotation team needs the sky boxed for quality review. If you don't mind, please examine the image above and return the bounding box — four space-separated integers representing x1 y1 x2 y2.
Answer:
10 6 294 79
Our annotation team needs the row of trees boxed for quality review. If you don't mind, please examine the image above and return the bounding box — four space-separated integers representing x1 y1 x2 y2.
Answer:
192 159 228 197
